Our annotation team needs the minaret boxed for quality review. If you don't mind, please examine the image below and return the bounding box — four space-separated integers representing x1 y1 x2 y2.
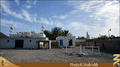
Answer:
10 25 13 34
41 25 44 33
86 31 90 39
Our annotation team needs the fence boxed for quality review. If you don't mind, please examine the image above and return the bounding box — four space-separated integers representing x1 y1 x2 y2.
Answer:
66 45 100 55
82 46 100 55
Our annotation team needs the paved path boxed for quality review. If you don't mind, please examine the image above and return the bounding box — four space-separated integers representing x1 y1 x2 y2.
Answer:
0 48 114 62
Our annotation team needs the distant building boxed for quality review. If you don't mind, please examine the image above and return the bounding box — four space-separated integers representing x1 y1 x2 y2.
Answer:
86 31 90 39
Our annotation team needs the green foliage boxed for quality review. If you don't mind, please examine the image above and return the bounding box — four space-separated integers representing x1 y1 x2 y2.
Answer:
44 30 52 40
51 27 62 40
86 39 93 42
44 27 72 40
76 36 86 40
61 30 69 36
31 31 36 34
97 35 108 39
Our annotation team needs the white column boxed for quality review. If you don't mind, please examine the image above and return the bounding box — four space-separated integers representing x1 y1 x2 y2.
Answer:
66 45 67 53
80 45 81 54
49 40 51 49
92 46 93 52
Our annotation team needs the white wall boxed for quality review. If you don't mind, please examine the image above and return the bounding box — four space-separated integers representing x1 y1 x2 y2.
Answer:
76 40 86 42
0 38 50 49
24 39 41 48
0 39 15 48
56 36 76 47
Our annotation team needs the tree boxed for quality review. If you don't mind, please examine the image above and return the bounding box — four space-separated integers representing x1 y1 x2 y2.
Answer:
97 35 108 39
31 31 36 34
44 27 72 40
51 27 62 40
76 36 86 40
62 30 69 36
44 30 52 39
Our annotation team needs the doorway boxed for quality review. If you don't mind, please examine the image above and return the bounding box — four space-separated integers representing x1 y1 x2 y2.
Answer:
69 39 72 46
38 41 49 49
60 40 63 46
39 42 44 49
15 40 24 48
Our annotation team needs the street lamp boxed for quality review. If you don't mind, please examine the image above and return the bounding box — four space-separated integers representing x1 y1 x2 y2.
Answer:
108 29 111 37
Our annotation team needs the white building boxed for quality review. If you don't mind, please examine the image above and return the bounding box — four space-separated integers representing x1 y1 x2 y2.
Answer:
56 34 76 47
0 25 51 49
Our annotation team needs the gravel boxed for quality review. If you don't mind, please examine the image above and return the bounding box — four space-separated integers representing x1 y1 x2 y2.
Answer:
0 48 115 62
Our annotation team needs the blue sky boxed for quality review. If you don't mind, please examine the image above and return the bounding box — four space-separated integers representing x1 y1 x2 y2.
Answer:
1 0 120 38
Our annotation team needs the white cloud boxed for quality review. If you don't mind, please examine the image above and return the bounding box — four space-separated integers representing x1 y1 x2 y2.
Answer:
69 1 119 37
27 0 30 3
70 1 104 13
49 18 51 20
1 1 23 19
21 9 33 22
52 14 68 19
66 22 90 30
91 1 119 36
34 14 37 16
93 1 119 20
1 19 27 28
34 17 36 22
33 0 37 4
59 14 68 19
52 15 57 18
70 10 78 14
37 18 53 25
55 21 63 27
15 0 19 5
33 14 37 22
26 5 31 9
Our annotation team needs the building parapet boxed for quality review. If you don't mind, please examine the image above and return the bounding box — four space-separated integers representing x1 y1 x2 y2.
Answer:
9 33 46 38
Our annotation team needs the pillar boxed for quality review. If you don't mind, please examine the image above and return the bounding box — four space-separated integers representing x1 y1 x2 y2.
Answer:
49 40 51 49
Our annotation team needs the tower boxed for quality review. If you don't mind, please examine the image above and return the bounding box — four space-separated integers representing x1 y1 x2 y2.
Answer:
41 25 44 33
10 25 13 34
86 31 90 39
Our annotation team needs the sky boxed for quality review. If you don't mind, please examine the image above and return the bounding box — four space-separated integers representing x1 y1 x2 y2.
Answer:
0 0 120 38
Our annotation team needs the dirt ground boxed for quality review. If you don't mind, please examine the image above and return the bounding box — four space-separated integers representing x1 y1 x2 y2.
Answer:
0 48 117 62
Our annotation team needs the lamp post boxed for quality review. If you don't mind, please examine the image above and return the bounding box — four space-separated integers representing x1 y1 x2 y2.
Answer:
108 29 111 39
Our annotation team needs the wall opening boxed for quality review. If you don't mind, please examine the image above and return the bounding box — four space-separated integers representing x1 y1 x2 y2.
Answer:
39 42 44 49
15 40 24 48
30 40 32 42
69 39 72 46
38 41 49 49
7 40 9 42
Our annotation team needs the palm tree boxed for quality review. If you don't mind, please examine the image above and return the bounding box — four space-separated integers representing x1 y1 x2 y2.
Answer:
44 30 52 39
51 27 62 40
44 27 72 40
63 30 69 36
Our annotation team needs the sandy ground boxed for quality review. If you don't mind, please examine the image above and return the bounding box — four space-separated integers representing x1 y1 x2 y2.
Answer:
0 48 117 63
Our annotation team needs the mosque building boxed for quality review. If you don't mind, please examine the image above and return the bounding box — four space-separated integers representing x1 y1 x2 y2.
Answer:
0 25 51 49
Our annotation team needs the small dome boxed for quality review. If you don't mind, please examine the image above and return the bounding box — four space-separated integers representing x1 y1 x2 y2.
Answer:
42 25 44 28
10 25 13 29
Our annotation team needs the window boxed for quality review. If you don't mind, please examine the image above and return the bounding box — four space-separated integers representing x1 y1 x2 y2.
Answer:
30 40 32 42
7 40 9 42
